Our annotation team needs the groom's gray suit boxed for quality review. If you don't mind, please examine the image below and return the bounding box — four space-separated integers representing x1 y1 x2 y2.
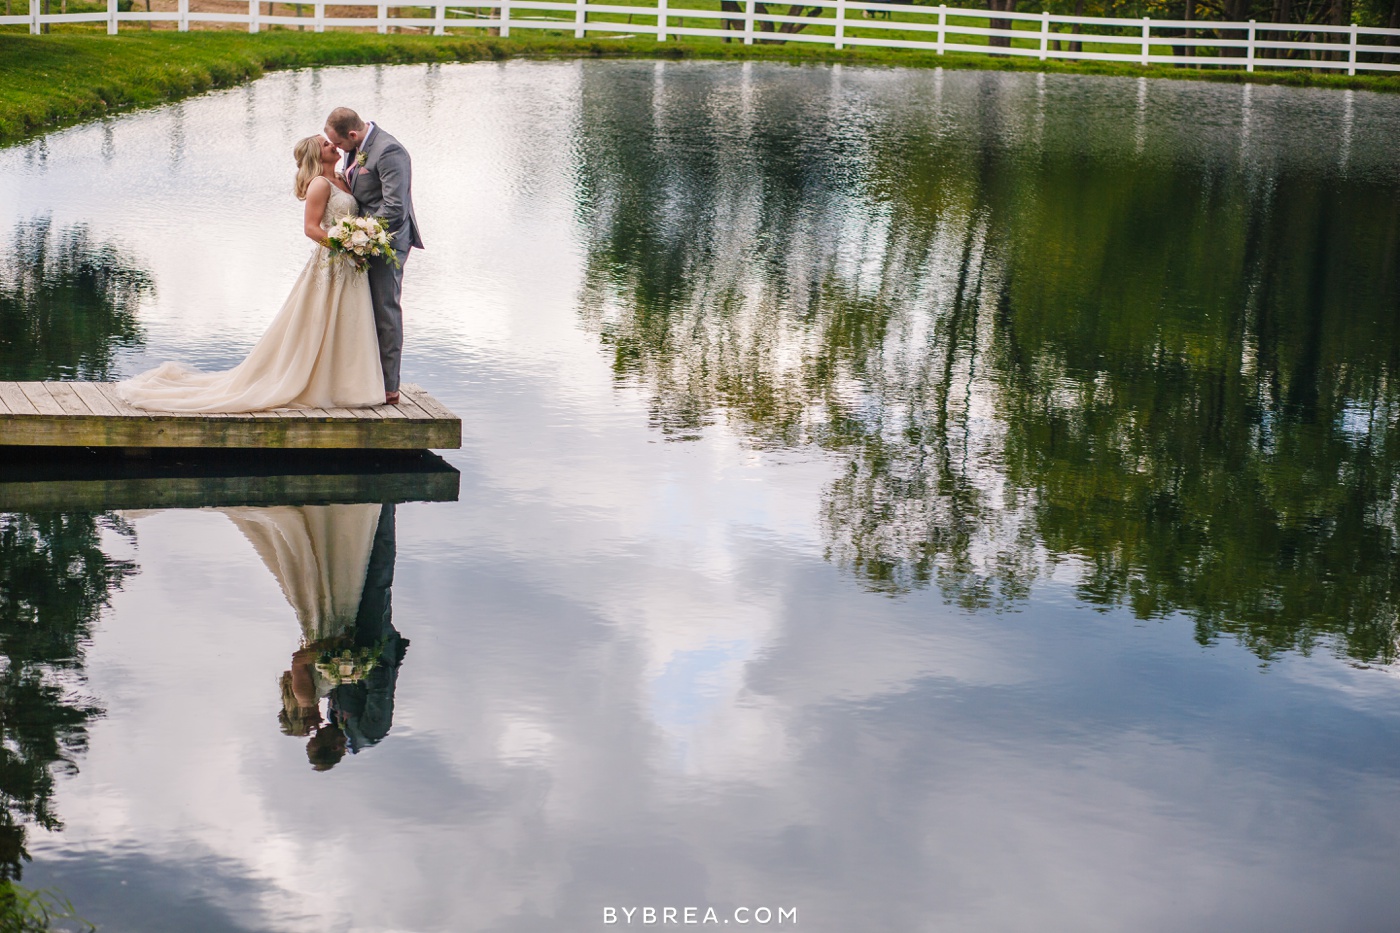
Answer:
346 125 423 395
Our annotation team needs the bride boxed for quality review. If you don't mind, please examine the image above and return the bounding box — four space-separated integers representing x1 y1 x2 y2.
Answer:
117 136 385 413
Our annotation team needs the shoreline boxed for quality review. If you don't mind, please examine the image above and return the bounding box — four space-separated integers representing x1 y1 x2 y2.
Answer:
3 31 1398 146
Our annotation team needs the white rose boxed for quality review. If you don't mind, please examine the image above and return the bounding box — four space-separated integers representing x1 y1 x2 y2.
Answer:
349 230 370 248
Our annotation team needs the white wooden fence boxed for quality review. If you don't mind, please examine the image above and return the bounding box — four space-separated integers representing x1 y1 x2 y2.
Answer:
5 1 1399 75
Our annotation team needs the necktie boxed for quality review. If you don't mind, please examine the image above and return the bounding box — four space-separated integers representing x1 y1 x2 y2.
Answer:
346 150 357 185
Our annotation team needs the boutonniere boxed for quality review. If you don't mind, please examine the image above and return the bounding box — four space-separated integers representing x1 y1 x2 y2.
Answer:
355 152 368 168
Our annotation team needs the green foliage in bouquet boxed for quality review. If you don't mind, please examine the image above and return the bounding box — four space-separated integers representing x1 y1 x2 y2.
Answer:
323 215 401 272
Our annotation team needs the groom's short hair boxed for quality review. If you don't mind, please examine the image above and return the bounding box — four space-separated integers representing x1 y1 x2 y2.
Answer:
326 107 366 137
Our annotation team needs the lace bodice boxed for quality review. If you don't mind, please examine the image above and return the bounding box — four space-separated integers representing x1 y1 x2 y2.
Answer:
322 183 360 229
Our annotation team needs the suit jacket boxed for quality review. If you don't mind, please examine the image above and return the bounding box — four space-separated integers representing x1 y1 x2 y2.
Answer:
348 126 424 254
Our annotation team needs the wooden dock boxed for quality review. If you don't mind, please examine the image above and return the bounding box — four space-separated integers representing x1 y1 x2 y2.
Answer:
0 382 460 450
0 449 459 511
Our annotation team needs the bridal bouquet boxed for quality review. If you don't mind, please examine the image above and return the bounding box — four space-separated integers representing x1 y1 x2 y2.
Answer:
315 645 381 686
324 215 400 270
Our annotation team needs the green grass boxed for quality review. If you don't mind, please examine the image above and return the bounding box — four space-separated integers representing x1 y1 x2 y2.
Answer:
2 26 1398 145
0 881 94 932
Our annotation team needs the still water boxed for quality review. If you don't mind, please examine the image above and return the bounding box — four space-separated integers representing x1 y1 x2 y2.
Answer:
2 60 1400 932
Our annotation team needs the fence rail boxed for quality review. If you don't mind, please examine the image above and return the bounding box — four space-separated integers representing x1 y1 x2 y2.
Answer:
5 0 1400 75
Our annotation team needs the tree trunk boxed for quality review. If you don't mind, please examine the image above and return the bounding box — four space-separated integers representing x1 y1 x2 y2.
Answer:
1388 0 1400 63
1173 0 1192 65
1221 0 1251 57
1069 0 1084 54
1184 0 1192 61
775 3 822 36
720 0 742 39
1272 0 1291 59
1330 0 1351 63
988 0 1012 50
755 1 776 39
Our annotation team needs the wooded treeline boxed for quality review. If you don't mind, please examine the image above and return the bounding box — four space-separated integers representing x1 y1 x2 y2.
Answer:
984 0 1400 58
993 0 1398 31
715 0 1399 60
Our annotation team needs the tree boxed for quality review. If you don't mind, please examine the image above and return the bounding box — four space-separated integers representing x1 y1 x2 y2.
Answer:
718 0 838 41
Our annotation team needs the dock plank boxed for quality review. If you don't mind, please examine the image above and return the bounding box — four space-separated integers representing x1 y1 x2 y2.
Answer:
46 382 93 416
0 382 461 450
375 402 408 420
94 384 144 417
0 384 37 416
393 395 434 421
71 382 119 416
18 383 65 416
403 385 456 422
323 406 377 421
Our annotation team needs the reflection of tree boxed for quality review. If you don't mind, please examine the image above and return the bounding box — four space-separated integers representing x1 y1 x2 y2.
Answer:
0 513 135 879
995 165 1400 662
574 67 1400 663
0 218 150 381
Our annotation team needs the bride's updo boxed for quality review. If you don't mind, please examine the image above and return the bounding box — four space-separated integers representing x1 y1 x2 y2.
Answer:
293 136 324 201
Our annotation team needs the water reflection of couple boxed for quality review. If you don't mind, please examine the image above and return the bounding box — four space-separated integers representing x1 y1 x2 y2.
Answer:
224 502 407 771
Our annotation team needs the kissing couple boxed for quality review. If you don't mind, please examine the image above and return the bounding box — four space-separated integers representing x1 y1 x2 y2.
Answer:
118 107 424 412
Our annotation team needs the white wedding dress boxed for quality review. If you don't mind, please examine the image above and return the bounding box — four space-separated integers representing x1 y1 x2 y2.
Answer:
223 504 380 644
117 185 384 412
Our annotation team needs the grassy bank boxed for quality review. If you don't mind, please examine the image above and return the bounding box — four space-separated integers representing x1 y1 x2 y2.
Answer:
3 29 1399 144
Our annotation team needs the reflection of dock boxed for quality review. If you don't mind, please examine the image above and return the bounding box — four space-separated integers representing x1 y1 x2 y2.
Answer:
0 448 460 511
0 382 461 451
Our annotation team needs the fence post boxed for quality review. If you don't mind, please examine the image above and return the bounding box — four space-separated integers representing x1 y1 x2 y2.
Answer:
573 0 584 37
248 0 258 33
500 0 510 36
742 0 755 45
657 0 667 40
834 0 845 50
936 4 946 55
30 1 38 33
434 0 445 34
1140 16 1150 66
178 0 188 31
1246 19 1255 72
1039 10 1049 61
107 0 118 34
1348 22 1358 75
377 1 387 33
314 0 324 31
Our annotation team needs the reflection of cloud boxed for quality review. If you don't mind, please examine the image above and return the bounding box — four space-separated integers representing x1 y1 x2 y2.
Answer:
25 363 1400 933
8 63 1400 933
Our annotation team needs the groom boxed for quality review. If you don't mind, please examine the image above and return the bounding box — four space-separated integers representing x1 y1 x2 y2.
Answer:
324 107 424 405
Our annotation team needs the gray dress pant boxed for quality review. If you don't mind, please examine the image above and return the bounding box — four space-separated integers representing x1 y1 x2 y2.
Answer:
367 248 409 394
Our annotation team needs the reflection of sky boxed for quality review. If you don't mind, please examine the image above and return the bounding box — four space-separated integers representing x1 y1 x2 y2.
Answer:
1 62 1399 933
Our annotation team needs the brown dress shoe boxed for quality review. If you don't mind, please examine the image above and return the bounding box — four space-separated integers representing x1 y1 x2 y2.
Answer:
385 391 400 406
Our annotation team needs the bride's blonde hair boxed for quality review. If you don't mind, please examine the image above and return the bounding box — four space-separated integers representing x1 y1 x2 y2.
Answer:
293 136 324 201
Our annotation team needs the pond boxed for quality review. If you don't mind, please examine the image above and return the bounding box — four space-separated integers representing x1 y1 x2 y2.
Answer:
2 59 1400 932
